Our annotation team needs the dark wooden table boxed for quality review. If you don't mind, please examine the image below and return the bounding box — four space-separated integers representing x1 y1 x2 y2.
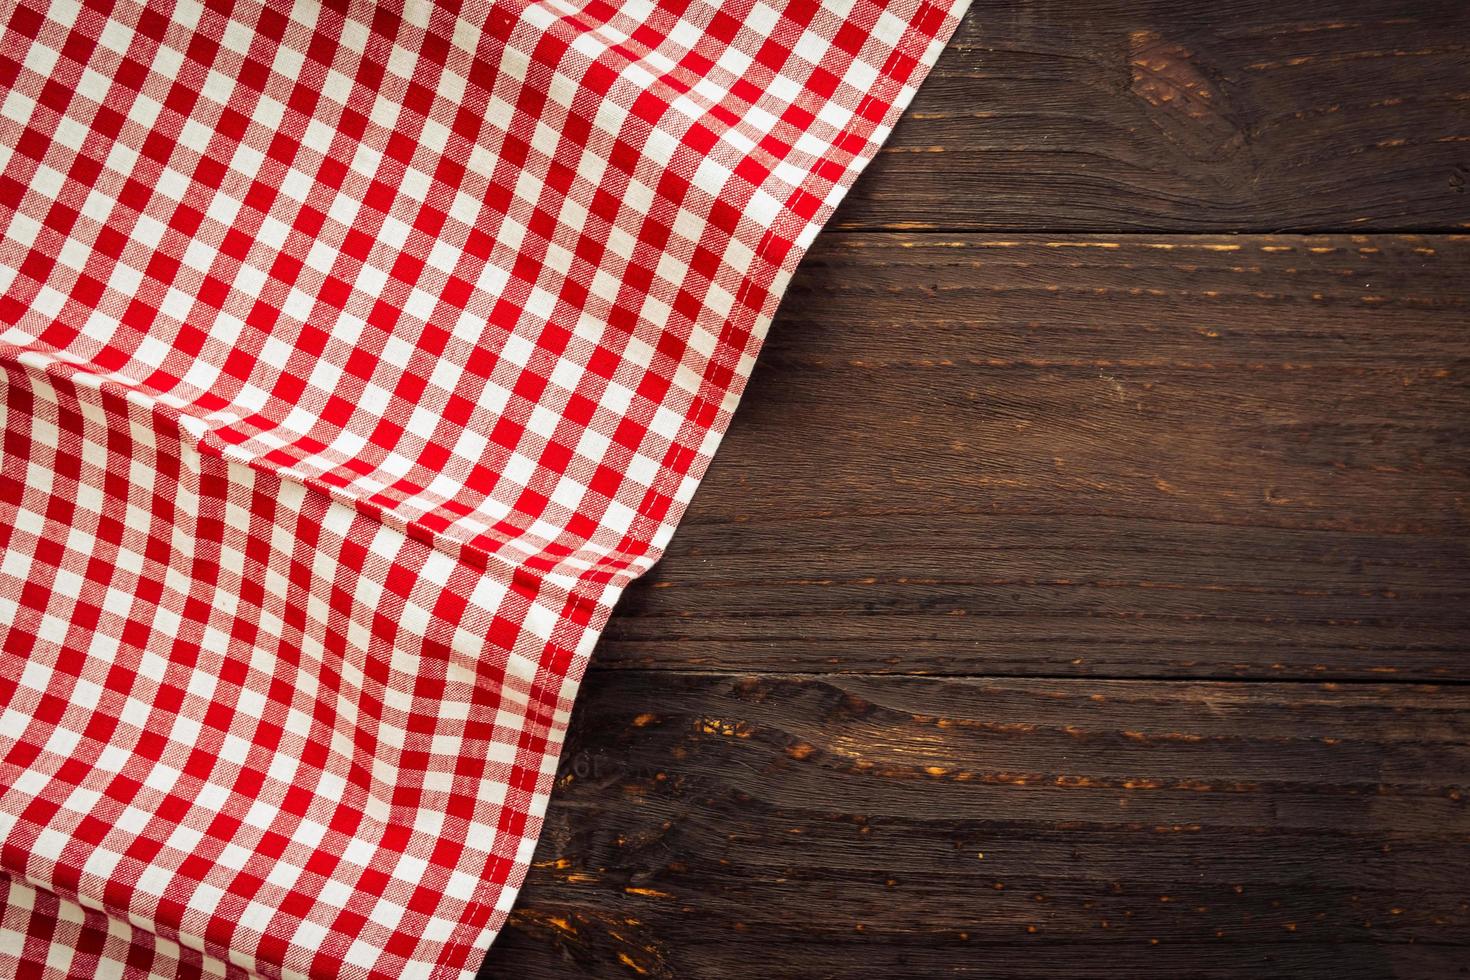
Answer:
483 2 1470 976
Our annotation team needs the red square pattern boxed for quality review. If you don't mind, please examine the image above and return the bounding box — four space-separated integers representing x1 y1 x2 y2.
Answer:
0 0 966 976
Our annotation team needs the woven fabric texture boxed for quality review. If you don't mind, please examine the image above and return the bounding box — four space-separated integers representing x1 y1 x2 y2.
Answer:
0 0 966 976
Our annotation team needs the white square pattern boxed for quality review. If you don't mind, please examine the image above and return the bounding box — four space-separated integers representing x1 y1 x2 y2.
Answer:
0 0 968 977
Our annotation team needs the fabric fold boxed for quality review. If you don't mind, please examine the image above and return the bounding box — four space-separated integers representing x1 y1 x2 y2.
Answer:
0 0 968 976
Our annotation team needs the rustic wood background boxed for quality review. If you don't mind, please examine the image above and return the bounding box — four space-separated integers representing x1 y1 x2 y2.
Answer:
483 1 1470 976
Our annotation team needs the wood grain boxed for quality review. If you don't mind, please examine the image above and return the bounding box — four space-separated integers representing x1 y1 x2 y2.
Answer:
480 6 1470 975
831 1 1470 232
598 233 1470 680
488 671 1470 978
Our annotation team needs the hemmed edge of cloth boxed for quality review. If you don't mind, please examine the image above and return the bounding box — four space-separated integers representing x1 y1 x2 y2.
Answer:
453 2 973 977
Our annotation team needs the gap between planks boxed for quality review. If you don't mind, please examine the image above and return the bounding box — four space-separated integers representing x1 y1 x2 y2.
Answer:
820 228 1470 236
582 666 1470 687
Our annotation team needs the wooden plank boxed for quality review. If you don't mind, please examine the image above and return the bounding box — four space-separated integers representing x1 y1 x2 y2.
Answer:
831 1 1470 232
487 671 1470 978
597 233 1470 680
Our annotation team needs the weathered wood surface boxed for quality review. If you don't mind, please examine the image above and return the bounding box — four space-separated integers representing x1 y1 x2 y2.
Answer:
483 2 1470 975
597 233 1470 681
832 0 1470 232
495 672 1470 978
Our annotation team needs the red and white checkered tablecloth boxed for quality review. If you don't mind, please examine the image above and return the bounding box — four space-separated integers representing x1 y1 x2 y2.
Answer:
0 0 965 975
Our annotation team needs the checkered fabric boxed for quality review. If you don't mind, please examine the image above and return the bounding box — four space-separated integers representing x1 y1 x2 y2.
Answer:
0 0 965 976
